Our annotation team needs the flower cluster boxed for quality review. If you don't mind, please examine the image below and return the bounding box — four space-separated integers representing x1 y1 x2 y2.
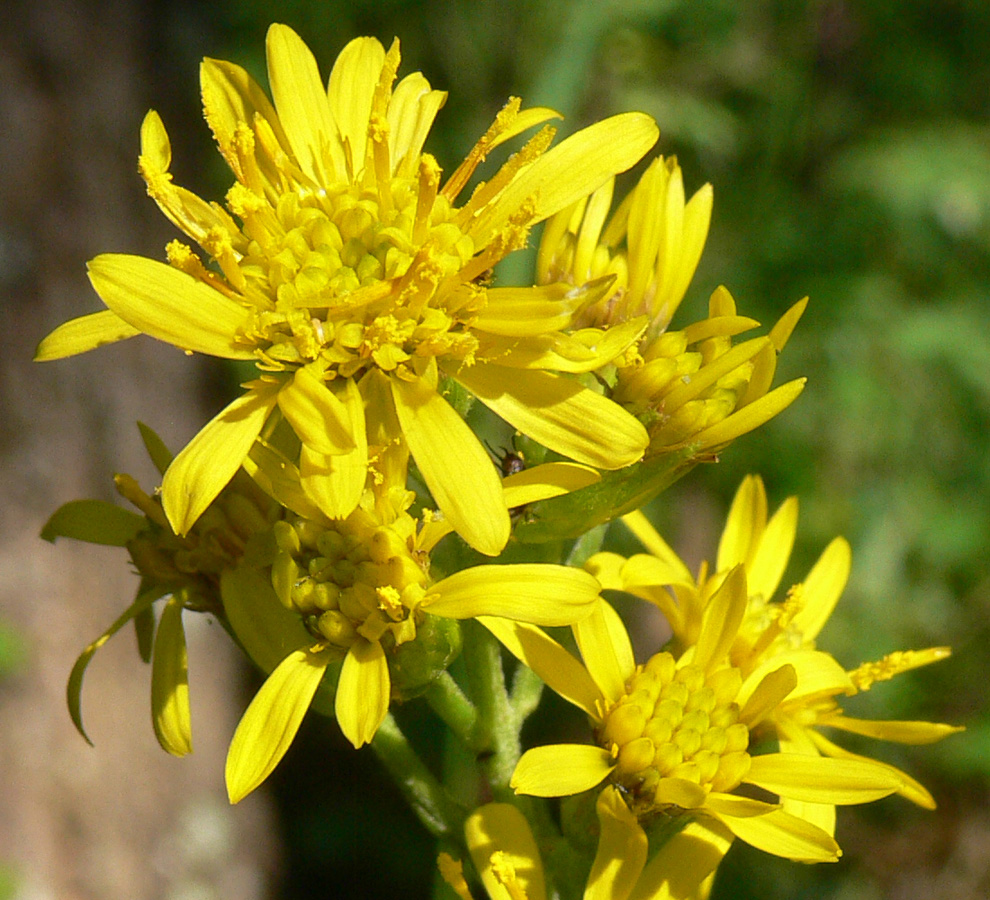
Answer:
39 24 960 900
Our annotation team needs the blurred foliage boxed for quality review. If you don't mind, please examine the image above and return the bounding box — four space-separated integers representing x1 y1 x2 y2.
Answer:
144 0 990 896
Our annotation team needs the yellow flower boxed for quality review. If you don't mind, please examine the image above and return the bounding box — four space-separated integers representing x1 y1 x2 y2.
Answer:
489 571 910 865
538 156 712 336
591 474 962 837
36 24 658 556
222 454 604 802
439 803 546 900
537 155 805 460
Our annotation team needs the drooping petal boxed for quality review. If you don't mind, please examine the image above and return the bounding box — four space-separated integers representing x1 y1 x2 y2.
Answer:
511 744 614 796
744 754 902 805
718 806 840 862
87 254 255 359
391 372 509 556
336 638 390 747
277 366 356 456
738 664 797 729
151 596 192 757
225 644 334 802
585 786 647 900
427 564 599 626
465 804 547 900
41 499 145 546
573 599 635 705
791 537 851 641
819 713 964 745
452 364 647 469
265 23 340 182
298 379 368 520
162 381 279 535
35 309 140 361
478 617 601 718
627 815 733 900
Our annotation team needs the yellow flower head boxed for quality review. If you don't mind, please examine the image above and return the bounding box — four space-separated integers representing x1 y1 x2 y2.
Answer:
37 25 658 556
590 475 963 836
493 574 907 865
222 455 604 802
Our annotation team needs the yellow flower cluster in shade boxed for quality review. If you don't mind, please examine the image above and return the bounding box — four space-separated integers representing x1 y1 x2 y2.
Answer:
36 23 663 558
538 158 808 458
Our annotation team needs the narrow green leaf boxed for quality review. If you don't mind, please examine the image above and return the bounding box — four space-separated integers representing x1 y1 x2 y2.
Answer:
137 421 173 475
41 500 145 546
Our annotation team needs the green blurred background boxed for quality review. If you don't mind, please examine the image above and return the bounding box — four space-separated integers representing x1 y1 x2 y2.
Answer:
5 0 989 897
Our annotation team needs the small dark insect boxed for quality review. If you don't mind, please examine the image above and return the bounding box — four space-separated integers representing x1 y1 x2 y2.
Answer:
486 441 526 477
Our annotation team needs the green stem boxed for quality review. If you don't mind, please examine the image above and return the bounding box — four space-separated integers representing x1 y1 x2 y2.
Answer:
461 621 519 795
370 712 464 840
425 669 480 750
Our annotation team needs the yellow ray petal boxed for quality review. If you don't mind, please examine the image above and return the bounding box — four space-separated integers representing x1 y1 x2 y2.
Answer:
717 476 766 572
277 366 356 455
748 496 798 601
472 281 606 337
480 319 645 373
511 744 614 796
693 565 747 672
573 599 635 705
452 364 647 469
388 73 447 177
500 461 600 509
465 804 547 900
298 379 368 520
740 649 852 711
620 511 694 583
745 753 902 804
586 786 647 900
327 37 386 175
791 537 851 641
478 617 601 718
471 112 658 243
87 254 255 359
336 638 390 748
719 806 840 862
200 56 289 178
226 645 333 802
738 664 796 729
627 815 733 900
427 564 599 625
35 309 140 361
819 713 964 746
162 381 279 535
692 379 806 451
151 596 192 757
265 23 340 182
391 372 509 556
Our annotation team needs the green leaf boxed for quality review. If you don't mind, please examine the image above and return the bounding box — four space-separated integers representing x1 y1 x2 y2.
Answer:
137 421 173 475
41 500 146 546
67 585 166 744
513 448 697 543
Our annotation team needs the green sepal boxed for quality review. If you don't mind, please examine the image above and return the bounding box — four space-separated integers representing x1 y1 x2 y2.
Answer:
134 590 156 663
512 447 698 543
41 500 146 546
389 616 463 700
67 584 167 744
137 421 173 475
